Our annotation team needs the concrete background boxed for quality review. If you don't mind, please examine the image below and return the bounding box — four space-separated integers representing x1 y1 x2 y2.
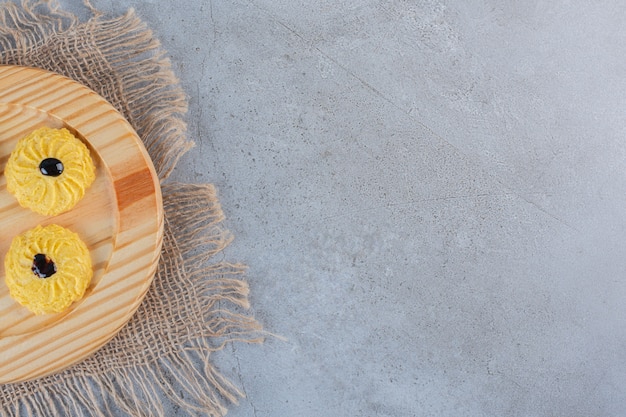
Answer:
78 1 626 415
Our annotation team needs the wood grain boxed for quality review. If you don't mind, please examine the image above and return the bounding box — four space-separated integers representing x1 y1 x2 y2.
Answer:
0 66 163 383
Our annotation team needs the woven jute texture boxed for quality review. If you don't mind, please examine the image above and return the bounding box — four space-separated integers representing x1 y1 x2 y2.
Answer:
0 2 262 416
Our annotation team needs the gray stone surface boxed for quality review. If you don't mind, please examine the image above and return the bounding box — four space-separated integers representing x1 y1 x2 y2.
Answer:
78 1 626 415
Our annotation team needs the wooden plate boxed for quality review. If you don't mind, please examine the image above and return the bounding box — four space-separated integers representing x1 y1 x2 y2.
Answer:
0 66 163 383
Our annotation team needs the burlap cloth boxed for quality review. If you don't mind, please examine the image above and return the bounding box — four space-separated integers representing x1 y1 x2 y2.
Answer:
0 2 262 416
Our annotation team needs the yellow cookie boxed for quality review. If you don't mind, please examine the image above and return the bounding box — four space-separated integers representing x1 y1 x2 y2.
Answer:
5 127 96 216
4 224 93 315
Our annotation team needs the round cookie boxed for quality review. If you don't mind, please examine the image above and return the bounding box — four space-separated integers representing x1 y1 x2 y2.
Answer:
4 224 93 315
5 127 96 216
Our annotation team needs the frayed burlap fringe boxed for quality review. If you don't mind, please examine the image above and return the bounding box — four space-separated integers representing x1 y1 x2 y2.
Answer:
0 0 192 180
0 2 262 416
